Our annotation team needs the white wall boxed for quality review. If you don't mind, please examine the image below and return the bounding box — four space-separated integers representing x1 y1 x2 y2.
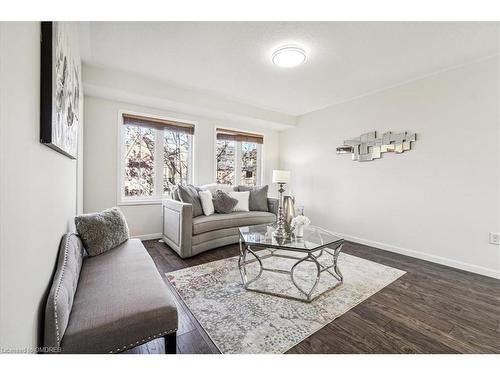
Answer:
280 57 500 278
83 96 280 238
83 64 296 130
0 22 83 350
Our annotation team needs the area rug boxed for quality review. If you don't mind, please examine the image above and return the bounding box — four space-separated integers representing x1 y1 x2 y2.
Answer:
166 250 405 354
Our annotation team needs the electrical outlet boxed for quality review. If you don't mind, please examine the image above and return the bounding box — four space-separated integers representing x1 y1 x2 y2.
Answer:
490 232 500 245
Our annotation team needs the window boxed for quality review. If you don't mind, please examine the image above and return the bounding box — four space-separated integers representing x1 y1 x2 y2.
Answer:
123 125 156 197
241 142 258 186
163 131 191 191
215 128 263 187
121 113 194 202
215 139 236 185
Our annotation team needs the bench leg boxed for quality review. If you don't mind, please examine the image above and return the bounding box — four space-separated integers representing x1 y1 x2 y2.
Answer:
164 332 177 354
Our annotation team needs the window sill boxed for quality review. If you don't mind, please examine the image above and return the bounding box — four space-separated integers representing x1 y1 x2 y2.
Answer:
118 199 163 206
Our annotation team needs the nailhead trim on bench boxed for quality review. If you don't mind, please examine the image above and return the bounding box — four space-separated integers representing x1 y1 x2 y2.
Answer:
109 328 177 353
53 233 76 347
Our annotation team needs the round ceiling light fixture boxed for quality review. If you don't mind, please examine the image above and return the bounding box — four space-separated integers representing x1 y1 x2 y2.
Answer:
272 45 306 68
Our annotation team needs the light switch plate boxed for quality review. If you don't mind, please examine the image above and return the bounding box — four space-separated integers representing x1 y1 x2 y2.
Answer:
489 232 500 245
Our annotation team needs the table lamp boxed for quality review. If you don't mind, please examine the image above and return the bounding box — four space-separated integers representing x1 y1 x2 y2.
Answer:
272 170 290 239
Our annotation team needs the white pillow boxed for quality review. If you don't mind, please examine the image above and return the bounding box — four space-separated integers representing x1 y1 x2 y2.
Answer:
198 190 215 216
200 183 233 195
228 191 250 212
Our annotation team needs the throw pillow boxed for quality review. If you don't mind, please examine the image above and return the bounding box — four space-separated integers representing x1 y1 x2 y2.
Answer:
212 190 238 214
228 191 250 212
75 207 130 257
177 184 203 217
198 189 215 216
235 185 269 211
170 186 181 201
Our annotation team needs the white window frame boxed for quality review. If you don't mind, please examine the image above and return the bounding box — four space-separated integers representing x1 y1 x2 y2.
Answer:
214 127 263 187
117 110 195 206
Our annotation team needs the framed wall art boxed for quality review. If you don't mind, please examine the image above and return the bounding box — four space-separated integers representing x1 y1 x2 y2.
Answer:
40 21 81 159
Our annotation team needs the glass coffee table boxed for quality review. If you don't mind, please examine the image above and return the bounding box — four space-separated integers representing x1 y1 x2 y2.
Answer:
238 224 344 302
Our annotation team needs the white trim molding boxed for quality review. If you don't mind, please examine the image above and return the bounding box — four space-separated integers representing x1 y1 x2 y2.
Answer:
335 232 500 280
131 233 162 241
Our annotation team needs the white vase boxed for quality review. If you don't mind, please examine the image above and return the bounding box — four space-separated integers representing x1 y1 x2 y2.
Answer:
296 224 304 237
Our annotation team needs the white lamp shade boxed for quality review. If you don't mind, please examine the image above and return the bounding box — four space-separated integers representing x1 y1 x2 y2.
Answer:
272 170 290 184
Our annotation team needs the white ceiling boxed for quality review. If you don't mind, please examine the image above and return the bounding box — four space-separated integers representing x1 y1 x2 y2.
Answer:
81 22 499 116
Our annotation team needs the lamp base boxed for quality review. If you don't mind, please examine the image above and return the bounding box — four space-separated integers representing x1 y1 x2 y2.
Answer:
273 227 289 240
274 201 290 240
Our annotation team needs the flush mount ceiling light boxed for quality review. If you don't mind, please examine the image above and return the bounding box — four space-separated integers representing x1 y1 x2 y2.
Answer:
272 45 306 68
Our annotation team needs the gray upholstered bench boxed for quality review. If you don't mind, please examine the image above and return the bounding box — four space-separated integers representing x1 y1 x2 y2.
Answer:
44 233 178 353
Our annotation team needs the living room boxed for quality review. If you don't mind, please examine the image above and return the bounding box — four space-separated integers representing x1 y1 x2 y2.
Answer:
0 1 499 373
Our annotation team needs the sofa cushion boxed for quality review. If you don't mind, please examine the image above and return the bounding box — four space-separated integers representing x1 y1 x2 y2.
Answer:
192 211 276 235
61 239 177 353
178 184 203 217
192 227 240 246
235 185 269 211
75 207 130 256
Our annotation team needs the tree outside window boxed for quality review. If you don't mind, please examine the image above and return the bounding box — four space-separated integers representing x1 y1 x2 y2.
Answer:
241 142 257 186
124 125 155 197
216 140 235 185
163 130 191 194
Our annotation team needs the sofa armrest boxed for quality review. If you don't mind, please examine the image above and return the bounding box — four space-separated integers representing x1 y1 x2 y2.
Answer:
162 199 193 258
267 198 279 217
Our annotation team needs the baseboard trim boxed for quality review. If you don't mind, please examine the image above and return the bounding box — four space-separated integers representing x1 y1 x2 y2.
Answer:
334 232 500 280
132 233 162 241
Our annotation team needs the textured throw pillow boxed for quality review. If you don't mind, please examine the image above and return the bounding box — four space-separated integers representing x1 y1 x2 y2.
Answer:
198 189 215 216
177 184 203 217
236 185 269 211
75 207 129 257
228 191 250 212
212 190 238 214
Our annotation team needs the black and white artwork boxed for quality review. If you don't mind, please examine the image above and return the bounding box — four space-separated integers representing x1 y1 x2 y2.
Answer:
40 22 81 159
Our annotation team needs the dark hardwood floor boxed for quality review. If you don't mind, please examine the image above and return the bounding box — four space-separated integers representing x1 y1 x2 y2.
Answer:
132 239 500 354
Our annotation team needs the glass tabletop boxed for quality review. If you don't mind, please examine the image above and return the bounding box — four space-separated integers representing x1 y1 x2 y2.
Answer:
238 224 343 252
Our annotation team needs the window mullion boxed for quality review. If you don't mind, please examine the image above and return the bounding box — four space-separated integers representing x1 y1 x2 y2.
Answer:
120 126 125 201
235 141 242 186
188 135 193 185
257 143 262 186
154 129 164 198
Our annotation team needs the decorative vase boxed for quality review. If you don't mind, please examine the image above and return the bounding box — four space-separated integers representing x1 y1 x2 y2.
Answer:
296 224 304 237
283 195 295 234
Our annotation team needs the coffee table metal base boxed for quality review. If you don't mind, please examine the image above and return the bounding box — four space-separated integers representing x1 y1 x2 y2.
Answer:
238 240 344 303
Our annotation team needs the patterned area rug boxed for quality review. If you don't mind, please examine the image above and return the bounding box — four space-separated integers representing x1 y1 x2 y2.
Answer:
166 250 405 354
